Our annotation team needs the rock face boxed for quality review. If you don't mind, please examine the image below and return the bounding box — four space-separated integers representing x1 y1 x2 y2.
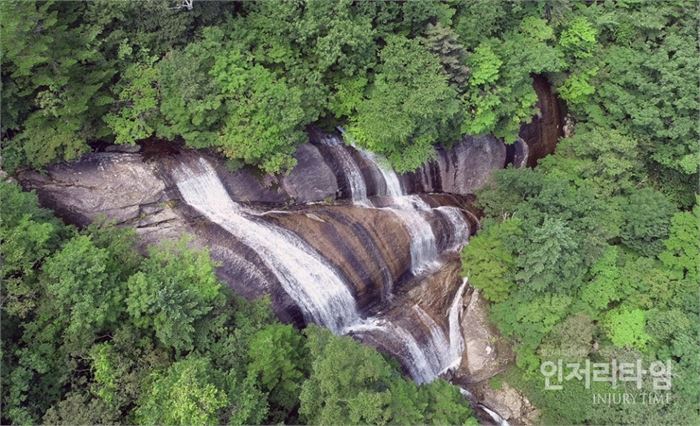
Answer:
507 137 530 168
436 135 507 194
18 137 484 325
458 289 513 383
18 153 189 246
402 135 507 195
17 129 512 413
281 143 338 202
474 381 540 425
519 74 566 166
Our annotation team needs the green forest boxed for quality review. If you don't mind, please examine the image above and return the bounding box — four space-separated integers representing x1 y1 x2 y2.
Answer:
2 0 698 425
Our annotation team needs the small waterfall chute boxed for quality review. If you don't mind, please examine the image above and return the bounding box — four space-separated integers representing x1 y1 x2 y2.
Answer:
319 135 369 204
340 134 440 274
348 317 439 384
389 198 441 275
413 305 452 375
447 277 470 368
437 206 470 252
478 404 511 426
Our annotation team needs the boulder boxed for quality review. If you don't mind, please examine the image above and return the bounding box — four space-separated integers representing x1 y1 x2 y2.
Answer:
281 143 338 203
19 153 169 226
447 135 507 194
457 289 513 383
477 381 540 425
104 143 142 153
406 135 507 195
510 137 529 168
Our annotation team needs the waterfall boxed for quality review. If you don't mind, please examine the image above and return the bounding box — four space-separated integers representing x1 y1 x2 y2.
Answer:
348 281 469 385
319 135 368 203
389 198 440 274
347 317 440 384
437 206 470 251
173 158 360 334
358 148 403 197
459 386 511 426
174 143 470 393
347 141 440 274
366 160 440 274
478 404 511 426
459 386 473 399
413 305 452 374
388 320 439 383
447 278 469 366
324 128 441 275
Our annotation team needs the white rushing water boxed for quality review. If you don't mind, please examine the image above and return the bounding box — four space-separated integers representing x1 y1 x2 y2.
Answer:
319 135 368 203
413 305 452 373
173 158 360 334
348 141 442 274
174 146 471 394
390 202 440 274
447 277 470 367
347 316 439 384
479 404 511 426
323 131 442 275
437 206 470 251
348 278 469 385
358 148 403 197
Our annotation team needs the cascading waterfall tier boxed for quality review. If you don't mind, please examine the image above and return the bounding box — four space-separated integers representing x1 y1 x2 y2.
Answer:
173 156 472 386
19 127 510 423
318 134 368 203
173 158 360 334
437 206 470 251
321 131 448 275
347 276 470 384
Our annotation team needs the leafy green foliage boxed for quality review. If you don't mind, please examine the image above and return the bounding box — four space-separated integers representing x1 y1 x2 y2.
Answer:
462 16 565 141
0 1 113 170
620 188 677 257
126 240 224 352
603 308 651 350
659 202 700 283
348 35 460 172
538 127 644 195
537 313 595 360
104 59 161 145
212 50 307 173
560 0 700 181
559 17 597 59
2 1 698 424
135 356 227 425
461 218 521 302
246 324 309 422
41 235 128 350
2 183 476 425
300 326 474 425
300 326 397 425
422 23 470 87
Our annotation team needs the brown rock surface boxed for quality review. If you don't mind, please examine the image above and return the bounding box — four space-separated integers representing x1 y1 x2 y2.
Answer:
456 289 513 383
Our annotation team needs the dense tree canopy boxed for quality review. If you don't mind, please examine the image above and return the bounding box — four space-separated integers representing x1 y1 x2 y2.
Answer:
2 0 697 190
2 1 697 425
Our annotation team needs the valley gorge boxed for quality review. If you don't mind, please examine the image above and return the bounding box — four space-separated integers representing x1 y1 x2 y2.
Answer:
14 76 561 425
5 1 696 424
18 129 522 423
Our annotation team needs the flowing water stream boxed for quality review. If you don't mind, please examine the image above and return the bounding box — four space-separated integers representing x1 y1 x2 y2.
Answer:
173 155 471 384
167 131 510 415
174 158 360 334
329 129 447 275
